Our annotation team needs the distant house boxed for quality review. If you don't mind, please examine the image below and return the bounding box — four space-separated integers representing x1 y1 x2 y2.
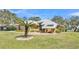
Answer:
0 24 20 31
0 24 8 30
39 20 58 33
28 20 39 25
27 20 39 32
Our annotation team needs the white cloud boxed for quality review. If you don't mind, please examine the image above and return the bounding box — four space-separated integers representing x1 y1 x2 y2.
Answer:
9 9 28 14
70 12 79 16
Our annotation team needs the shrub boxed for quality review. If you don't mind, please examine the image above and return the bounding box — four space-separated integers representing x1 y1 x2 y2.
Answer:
56 25 66 32
6 26 16 31
55 29 61 33
30 29 39 32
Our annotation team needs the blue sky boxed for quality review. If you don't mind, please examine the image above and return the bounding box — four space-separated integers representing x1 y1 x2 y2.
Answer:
9 9 79 19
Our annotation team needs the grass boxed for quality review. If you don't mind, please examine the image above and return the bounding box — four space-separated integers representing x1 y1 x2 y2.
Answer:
0 31 79 49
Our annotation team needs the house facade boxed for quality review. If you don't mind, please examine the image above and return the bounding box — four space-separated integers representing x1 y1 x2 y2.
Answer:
39 20 58 33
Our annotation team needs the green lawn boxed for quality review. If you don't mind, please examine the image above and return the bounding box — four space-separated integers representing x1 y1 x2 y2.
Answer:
0 31 79 49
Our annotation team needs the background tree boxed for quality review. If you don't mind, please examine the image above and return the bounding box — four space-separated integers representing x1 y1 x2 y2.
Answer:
69 16 79 32
0 9 20 30
15 17 25 30
28 16 41 21
51 16 64 25
0 9 18 25
51 16 66 32
63 18 70 32
70 16 79 25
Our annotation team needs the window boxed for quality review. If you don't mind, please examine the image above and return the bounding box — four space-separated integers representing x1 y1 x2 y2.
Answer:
47 25 54 26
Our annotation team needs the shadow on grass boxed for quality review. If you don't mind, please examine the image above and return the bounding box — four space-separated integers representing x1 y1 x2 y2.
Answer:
15 35 33 40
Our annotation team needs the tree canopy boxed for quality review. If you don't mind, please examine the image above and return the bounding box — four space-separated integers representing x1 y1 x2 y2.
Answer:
28 16 41 21
70 16 79 26
0 9 25 26
51 16 64 25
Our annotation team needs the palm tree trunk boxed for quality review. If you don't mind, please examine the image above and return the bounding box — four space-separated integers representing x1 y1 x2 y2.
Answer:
18 25 21 30
74 27 77 32
24 25 29 37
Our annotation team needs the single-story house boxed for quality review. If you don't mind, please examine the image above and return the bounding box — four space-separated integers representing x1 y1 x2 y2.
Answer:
0 24 23 31
39 20 58 33
0 24 8 30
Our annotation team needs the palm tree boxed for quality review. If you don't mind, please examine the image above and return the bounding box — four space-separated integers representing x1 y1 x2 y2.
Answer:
24 21 29 37
23 17 33 37
23 17 41 37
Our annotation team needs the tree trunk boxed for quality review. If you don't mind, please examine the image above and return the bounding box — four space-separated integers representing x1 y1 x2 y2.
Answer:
74 27 77 32
39 23 42 32
24 25 29 37
18 25 21 30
